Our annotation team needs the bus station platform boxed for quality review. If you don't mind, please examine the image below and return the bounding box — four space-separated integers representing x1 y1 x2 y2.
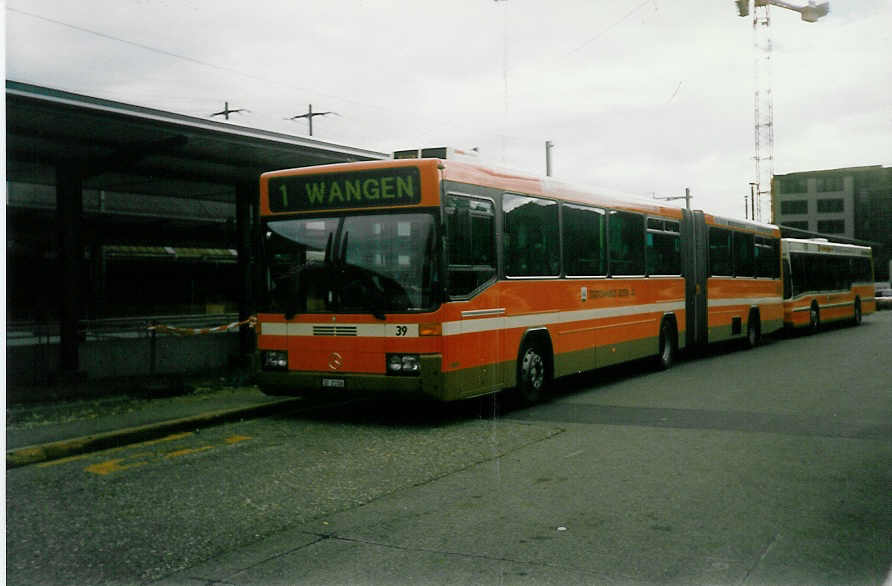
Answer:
6 379 298 469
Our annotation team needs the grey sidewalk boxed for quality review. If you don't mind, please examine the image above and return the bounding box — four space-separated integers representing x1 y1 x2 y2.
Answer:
6 383 299 468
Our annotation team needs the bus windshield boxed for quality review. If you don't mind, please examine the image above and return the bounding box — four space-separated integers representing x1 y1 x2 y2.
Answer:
263 212 439 318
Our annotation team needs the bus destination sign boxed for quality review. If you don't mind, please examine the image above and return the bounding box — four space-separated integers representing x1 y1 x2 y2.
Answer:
268 166 422 212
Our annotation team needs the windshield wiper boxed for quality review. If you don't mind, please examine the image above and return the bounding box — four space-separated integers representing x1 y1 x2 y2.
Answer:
323 232 334 264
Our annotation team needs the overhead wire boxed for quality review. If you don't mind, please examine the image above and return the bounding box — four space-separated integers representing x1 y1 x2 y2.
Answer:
4 5 460 144
5 2 680 170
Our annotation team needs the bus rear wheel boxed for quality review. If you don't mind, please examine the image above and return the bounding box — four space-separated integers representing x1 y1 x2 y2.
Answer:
656 319 676 370
516 342 547 405
746 311 761 348
809 304 820 334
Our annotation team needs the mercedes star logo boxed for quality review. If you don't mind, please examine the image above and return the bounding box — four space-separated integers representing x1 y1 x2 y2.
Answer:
328 352 344 370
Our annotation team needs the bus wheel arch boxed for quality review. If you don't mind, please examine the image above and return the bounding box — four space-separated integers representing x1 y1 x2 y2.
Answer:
514 329 553 405
746 308 761 348
853 297 862 326
656 315 678 370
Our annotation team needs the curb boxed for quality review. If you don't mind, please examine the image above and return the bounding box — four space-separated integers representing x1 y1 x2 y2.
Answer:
6 397 301 470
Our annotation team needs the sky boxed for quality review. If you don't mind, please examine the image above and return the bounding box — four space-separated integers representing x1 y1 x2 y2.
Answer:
4 0 891 220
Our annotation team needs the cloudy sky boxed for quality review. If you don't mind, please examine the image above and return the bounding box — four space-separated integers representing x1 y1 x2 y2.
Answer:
4 0 891 219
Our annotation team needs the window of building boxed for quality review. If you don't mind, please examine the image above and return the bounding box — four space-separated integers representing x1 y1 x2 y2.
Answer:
817 198 844 213
608 211 645 276
780 200 808 215
503 193 560 277
782 221 809 230
445 194 496 296
816 176 843 192
781 177 808 194
563 204 606 276
708 227 732 276
645 217 681 276
817 219 845 234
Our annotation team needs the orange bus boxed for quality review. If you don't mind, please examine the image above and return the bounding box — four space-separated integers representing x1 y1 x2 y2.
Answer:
781 238 875 331
255 150 783 402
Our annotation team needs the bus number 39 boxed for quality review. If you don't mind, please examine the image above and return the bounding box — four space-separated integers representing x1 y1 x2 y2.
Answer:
395 325 409 336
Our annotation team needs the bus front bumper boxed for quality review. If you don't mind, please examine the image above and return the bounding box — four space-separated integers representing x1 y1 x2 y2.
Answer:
256 354 448 401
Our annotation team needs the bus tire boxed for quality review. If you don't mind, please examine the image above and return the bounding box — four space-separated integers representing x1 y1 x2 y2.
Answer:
656 318 677 370
516 340 547 405
853 298 862 326
746 310 761 348
809 303 820 334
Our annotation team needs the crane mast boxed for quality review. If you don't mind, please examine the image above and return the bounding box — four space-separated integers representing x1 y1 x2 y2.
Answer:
753 1 773 222
734 0 829 222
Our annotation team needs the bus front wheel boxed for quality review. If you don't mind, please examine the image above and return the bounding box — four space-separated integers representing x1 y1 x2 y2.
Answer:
516 342 547 405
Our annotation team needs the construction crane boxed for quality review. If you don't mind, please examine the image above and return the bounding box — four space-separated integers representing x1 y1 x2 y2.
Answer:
734 0 829 222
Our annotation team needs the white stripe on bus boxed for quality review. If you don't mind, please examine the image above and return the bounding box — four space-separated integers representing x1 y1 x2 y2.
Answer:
261 323 419 337
261 301 687 338
707 296 783 308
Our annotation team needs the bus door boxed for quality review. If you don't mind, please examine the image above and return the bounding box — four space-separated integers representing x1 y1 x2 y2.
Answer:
443 188 502 397
682 209 708 347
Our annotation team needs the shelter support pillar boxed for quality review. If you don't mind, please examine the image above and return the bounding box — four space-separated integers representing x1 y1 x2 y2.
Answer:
56 164 84 377
236 181 258 363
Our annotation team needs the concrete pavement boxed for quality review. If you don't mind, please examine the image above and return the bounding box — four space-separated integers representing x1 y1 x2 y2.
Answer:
6 385 300 469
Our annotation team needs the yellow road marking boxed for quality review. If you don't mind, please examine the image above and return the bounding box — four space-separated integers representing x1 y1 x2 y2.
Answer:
37 433 194 469
86 458 148 476
138 432 195 447
38 453 91 468
165 446 214 459
79 433 252 475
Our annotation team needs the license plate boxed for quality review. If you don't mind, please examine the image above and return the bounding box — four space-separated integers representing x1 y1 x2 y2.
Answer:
322 378 345 389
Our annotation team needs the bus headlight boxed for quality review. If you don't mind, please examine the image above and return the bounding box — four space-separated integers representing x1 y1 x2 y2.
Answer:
387 353 421 376
263 350 288 370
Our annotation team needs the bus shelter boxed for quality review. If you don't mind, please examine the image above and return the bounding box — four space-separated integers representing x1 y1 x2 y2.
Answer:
5 80 386 384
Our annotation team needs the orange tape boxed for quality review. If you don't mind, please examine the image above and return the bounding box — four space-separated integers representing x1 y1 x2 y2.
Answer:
148 316 256 336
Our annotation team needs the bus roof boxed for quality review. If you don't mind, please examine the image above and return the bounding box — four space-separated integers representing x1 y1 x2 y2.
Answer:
261 157 779 228
782 237 873 256
437 158 688 219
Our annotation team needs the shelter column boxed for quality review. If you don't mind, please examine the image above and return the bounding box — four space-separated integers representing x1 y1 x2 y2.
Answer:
236 181 258 361
56 164 84 376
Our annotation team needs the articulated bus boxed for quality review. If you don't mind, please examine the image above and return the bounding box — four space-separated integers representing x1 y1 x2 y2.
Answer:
255 152 783 402
781 238 875 331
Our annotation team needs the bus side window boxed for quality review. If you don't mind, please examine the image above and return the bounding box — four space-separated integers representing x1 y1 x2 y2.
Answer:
755 237 779 278
645 218 680 276
708 228 732 276
608 211 645 276
503 194 559 277
563 204 606 276
733 232 755 278
783 258 793 299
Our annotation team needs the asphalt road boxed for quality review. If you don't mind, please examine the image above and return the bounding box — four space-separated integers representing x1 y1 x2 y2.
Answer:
6 312 892 585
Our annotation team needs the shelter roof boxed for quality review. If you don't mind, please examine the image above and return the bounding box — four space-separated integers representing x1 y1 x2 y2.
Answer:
6 80 387 202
